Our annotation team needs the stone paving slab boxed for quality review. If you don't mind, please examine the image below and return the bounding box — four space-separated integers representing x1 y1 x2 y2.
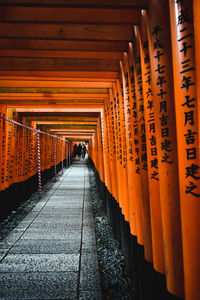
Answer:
0 272 78 299
0 253 80 272
0 160 101 299
20 230 81 240
10 239 81 254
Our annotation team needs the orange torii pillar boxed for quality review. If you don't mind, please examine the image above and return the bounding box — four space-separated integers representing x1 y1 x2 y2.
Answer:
120 53 154 296
100 108 112 207
193 0 200 139
94 118 104 197
119 56 138 242
169 1 200 299
115 81 130 224
107 89 123 242
146 0 184 297
138 13 166 278
104 93 121 233
110 88 124 215
112 83 126 217
114 80 133 273
130 30 155 260
107 92 119 204
96 118 105 188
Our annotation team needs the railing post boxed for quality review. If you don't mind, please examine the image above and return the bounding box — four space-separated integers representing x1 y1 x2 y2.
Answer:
61 139 63 174
36 131 42 199
54 136 57 181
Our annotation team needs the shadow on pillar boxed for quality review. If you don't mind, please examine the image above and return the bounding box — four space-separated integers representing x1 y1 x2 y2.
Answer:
89 158 185 300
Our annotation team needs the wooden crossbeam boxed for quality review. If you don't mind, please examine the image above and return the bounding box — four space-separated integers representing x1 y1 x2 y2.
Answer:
0 7 141 24
0 23 132 41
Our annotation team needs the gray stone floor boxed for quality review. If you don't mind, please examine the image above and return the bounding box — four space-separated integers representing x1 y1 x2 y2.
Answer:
0 160 102 300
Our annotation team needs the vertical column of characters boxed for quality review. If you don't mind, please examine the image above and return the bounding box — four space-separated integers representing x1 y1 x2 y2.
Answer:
105 97 115 197
97 118 104 183
29 121 34 178
19 126 24 183
193 0 200 139
5 118 12 189
126 48 142 240
29 123 34 179
113 82 127 219
14 125 20 184
42 131 47 172
146 0 184 296
111 89 123 208
108 89 119 202
101 107 111 193
10 121 16 186
93 131 98 168
27 127 32 181
115 80 130 223
46 130 51 170
128 42 146 247
139 11 165 271
120 57 138 239
169 1 200 299
123 48 153 261
95 121 100 173
24 127 28 182
104 102 112 195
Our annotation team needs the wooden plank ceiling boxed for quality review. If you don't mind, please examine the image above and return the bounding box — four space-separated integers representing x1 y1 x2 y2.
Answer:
0 0 146 139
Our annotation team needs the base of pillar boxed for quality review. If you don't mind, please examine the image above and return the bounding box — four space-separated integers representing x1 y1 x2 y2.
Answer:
90 159 185 300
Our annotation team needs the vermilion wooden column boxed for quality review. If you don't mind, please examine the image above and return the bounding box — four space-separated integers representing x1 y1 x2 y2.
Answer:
101 108 112 195
105 100 114 198
131 28 154 261
108 89 119 201
126 45 146 246
113 83 125 212
111 86 124 209
146 0 184 296
138 13 165 272
169 1 200 299
119 55 137 238
115 80 130 222
97 118 105 184
193 0 200 139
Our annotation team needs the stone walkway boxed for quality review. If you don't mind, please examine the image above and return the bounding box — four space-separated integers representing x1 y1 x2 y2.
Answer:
0 160 101 299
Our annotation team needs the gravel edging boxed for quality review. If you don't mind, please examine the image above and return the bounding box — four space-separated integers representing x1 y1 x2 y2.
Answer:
88 165 135 300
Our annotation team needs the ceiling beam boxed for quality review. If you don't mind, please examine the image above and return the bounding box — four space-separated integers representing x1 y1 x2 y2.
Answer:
0 23 132 41
0 0 147 8
0 80 113 88
0 71 119 78
0 57 120 71
0 87 108 93
0 7 141 24
0 39 128 52
0 50 123 59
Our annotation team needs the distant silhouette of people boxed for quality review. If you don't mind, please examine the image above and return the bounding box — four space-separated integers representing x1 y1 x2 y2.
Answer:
77 143 82 158
82 144 86 159
73 143 78 158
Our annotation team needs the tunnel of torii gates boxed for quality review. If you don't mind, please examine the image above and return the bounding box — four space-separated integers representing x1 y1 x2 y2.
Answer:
0 0 199 299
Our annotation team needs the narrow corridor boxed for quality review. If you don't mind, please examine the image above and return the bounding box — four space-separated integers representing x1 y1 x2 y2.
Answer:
0 160 101 299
